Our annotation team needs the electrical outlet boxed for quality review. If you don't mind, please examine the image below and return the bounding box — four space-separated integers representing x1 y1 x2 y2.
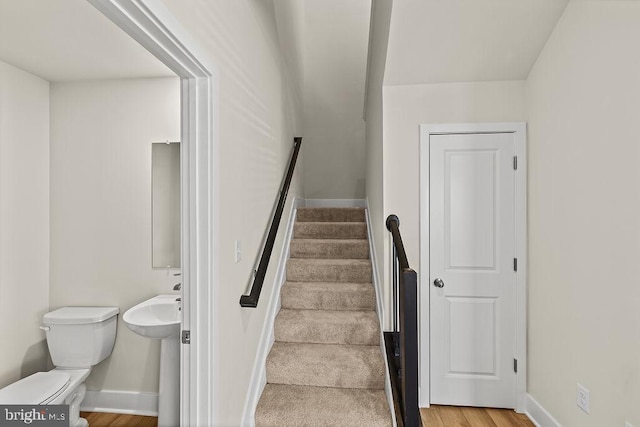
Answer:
235 240 241 263
576 383 590 414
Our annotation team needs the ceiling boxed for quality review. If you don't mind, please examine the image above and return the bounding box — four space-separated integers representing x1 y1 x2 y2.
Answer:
384 0 570 85
0 0 173 82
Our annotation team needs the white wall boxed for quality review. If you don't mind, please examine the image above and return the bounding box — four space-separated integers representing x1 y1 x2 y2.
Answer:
383 0 568 86
302 0 371 199
49 77 180 393
0 61 50 388
365 0 393 321
274 0 305 127
381 81 526 329
526 2 640 425
148 1 303 424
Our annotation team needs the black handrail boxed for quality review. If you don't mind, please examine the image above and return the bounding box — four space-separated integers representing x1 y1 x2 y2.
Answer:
385 215 420 427
240 137 302 308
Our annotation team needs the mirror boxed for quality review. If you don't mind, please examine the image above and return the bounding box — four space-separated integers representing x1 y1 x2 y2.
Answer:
152 142 181 268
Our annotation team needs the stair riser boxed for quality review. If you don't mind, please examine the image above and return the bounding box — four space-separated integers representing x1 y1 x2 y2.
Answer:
296 208 365 223
275 313 379 346
265 368 385 390
281 286 375 311
287 262 372 283
255 385 392 427
266 346 385 389
289 240 369 259
294 223 367 240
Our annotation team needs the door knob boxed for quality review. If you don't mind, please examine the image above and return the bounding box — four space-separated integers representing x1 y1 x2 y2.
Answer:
433 278 445 288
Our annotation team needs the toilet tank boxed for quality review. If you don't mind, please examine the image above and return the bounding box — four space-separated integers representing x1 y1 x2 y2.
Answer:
43 307 119 369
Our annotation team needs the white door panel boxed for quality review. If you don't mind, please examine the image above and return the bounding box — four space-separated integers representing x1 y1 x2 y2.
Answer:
430 132 516 408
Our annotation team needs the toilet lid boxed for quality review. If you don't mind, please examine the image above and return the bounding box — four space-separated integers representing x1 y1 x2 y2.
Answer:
44 306 119 324
0 372 70 404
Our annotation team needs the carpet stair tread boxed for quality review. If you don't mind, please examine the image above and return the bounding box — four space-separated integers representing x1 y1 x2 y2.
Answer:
275 308 379 345
294 222 367 240
296 207 365 223
287 258 372 283
290 238 369 259
281 281 376 311
255 384 392 427
266 341 385 389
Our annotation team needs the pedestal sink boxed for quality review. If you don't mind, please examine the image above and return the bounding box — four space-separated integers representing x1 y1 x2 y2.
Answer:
124 295 180 427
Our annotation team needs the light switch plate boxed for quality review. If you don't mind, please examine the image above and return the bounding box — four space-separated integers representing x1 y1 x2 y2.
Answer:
235 240 241 263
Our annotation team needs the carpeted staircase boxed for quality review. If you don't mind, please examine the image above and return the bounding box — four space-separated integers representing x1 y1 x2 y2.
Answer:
255 207 392 426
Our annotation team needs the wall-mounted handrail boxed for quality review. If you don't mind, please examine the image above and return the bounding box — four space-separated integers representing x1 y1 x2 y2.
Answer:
385 214 420 427
240 137 302 308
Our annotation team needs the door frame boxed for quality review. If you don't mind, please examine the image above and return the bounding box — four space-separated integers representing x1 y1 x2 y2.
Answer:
419 123 527 412
88 1 215 425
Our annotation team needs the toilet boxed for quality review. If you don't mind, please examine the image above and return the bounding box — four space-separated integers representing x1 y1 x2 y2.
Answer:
0 306 119 427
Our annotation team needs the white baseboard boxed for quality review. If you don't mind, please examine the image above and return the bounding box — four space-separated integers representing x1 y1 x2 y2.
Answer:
365 199 396 427
240 197 302 427
364 200 384 323
80 390 158 416
525 394 561 427
304 198 366 208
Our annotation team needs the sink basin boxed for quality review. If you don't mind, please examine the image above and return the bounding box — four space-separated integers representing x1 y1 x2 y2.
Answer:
124 294 181 427
123 295 181 339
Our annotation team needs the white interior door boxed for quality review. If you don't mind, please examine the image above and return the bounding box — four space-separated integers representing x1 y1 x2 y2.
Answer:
429 132 517 408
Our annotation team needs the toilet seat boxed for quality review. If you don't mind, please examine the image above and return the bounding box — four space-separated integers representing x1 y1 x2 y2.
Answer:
0 371 70 404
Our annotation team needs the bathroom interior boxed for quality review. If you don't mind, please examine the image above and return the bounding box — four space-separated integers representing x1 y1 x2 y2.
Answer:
0 0 182 424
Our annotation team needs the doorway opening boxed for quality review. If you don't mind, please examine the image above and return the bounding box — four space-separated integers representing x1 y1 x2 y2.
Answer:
87 1 215 424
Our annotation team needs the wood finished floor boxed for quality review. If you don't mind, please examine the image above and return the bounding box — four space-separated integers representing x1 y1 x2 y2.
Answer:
81 407 532 426
79 412 157 427
421 406 534 427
